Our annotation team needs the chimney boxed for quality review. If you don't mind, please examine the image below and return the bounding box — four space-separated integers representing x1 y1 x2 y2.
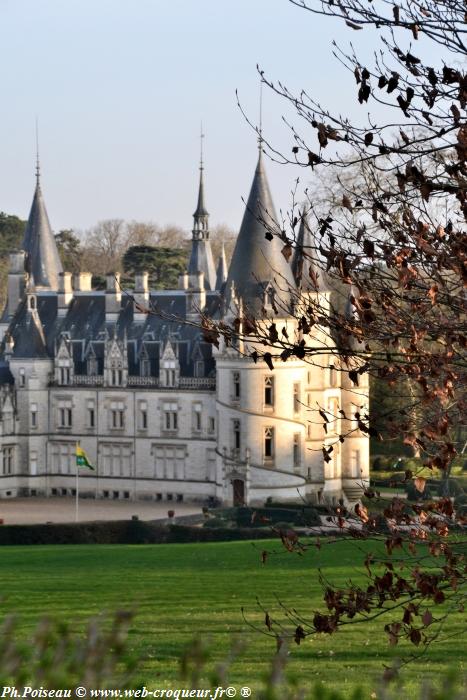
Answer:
74 271 93 292
57 272 73 316
178 271 189 290
134 271 149 323
7 251 26 318
105 272 122 321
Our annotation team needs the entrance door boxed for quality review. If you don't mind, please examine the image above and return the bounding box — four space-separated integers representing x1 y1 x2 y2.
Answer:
232 479 245 506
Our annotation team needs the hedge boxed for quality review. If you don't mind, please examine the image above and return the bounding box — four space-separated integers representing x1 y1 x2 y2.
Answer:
0 520 281 546
214 505 321 528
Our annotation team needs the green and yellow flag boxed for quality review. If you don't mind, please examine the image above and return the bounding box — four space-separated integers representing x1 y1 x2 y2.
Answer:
76 445 95 471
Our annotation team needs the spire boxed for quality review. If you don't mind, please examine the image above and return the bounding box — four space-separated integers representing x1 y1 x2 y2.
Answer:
291 207 330 292
224 152 296 315
35 117 40 187
193 124 208 218
21 153 63 291
188 126 216 290
215 242 227 290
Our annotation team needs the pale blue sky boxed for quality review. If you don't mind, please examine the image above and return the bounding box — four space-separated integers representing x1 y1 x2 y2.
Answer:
0 0 434 234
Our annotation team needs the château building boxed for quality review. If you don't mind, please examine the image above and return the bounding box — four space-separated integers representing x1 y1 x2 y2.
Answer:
0 143 369 506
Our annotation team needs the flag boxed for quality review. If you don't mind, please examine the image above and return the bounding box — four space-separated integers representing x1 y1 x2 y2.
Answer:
76 445 95 471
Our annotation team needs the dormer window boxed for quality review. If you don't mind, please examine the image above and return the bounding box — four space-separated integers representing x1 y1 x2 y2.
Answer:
29 296 36 310
111 369 123 386
87 356 98 376
264 286 276 309
160 342 179 388
140 358 151 377
59 366 71 385
194 360 204 378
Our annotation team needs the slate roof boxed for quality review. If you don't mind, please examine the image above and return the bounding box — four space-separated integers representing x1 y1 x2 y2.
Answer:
291 209 331 293
224 151 297 315
188 166 216 290
1 290 219 378
22 176 63 290
0 363 14 385
188 239 216 290
215 243 227 290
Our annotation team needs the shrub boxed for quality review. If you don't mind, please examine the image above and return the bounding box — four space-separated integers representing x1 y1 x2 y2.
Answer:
405 481 433 502
437 479 464 497
203 517 230 529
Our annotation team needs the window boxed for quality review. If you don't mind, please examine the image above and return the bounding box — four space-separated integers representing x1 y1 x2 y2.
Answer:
207 448 216 481
110 401 125 429
59 366 71 385
154 445 186 479
30 450 38 475
139 401 148 430
351 449 361 478
232 419 241 456
2 409 14 434
293 433 301 469
111 369 123 386
265 287 276 308
140 358 151 377
57 400 73 428
232 371 240 400
193 403 202 432
87 400 95 429
100 443 131 477
264 376 274 407
293 383 301 414
2 447 13 475
208 416 215 433
264 427 274 461
306 422 312 440
19 369 26 388
307 370 312 386
331 443 340 478
163 402 178 431
161 361 177 387
327 397 340 433
329 363 338 388
51 443 75 474
30 403 38 429
88 356 98 376
194 360 204 377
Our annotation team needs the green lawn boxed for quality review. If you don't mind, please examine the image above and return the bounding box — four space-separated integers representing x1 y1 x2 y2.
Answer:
0 540 464 696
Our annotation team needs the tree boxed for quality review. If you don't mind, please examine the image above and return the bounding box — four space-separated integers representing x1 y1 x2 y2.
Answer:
0 213 26 310
55 229 82 273
194 0 466 666
122 245 188 290
82 219 128 274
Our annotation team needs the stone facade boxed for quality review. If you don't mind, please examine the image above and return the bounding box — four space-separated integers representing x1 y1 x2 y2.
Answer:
0 148 369 506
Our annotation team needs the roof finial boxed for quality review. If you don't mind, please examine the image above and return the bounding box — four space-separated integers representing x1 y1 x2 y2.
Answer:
200 121 205 171
258 79 264 155
35 116 40 186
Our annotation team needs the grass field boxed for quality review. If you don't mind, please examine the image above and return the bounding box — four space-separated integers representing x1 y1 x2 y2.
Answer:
0 540 464 696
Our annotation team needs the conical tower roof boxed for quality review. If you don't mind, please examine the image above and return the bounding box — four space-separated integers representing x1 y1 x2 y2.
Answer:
224 151 296 314
291 208 330 292
22 169 63 290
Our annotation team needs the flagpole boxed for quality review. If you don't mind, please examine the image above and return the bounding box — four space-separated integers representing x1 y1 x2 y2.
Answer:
75 442 79 522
